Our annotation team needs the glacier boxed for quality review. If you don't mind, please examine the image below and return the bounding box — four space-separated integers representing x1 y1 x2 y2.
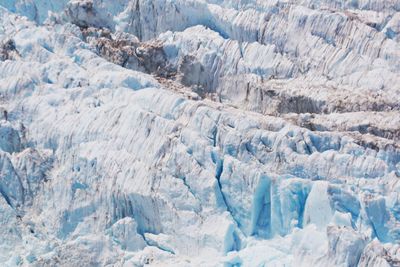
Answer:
0 0 399 266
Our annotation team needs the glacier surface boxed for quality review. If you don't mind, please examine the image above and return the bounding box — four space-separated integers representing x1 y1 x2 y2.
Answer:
0 0 399 266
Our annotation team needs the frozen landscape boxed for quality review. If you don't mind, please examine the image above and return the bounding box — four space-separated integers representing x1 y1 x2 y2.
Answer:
0 0 399 266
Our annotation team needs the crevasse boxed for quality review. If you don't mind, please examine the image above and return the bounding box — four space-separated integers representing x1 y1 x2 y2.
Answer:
0 0 399 266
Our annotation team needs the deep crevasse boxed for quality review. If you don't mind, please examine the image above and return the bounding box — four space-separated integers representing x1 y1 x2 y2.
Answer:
0 0 399 266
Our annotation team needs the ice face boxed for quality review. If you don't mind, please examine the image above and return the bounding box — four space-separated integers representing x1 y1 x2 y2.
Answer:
0 0 399 266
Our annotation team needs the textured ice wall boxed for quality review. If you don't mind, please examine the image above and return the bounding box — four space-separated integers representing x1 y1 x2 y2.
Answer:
0 0 399 266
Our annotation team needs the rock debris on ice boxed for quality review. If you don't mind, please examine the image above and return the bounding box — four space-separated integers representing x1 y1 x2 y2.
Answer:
0 0 399 266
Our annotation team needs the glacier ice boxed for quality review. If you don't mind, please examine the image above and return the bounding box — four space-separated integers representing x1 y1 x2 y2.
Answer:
0 0 399 266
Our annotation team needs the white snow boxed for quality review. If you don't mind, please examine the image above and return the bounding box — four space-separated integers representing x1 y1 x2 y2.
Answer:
0 0 399 266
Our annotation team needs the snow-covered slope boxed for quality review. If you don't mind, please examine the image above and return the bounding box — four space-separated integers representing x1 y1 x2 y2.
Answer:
0 0 399 266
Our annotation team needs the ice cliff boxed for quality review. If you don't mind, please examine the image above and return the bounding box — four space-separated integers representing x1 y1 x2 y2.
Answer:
0 0 399 266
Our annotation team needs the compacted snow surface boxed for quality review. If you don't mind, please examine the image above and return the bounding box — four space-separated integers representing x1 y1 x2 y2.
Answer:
0 0 399 266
